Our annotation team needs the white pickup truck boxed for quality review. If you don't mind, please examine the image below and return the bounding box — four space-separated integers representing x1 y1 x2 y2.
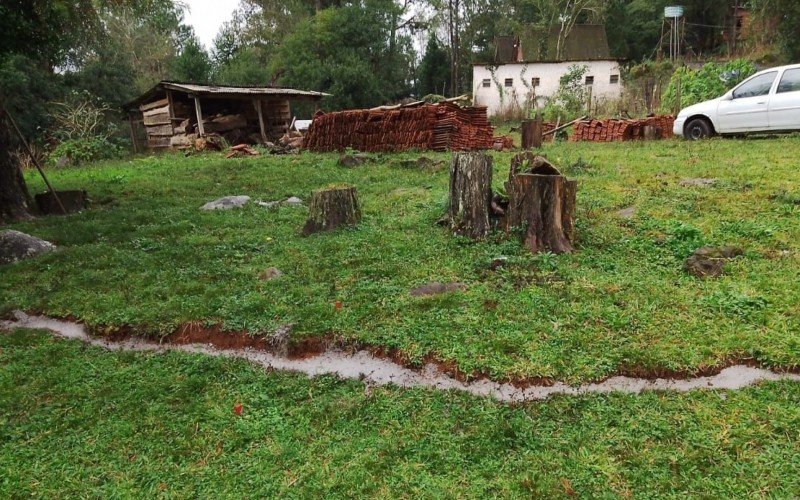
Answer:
674 63 800 139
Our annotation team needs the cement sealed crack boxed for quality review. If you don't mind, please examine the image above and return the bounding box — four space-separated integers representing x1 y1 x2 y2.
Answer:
2 311 798 403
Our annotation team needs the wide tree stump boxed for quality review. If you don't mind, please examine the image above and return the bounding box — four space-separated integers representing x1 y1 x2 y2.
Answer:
506 152 576 254
446 152 493 240
302 185 361 235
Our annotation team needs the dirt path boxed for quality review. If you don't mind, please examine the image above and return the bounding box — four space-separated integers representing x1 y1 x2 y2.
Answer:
3 311 798 403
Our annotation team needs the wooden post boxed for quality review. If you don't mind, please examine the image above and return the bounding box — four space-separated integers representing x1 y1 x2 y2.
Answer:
506 152 576 254
254 99 268 144
302 185 361 235
193 96 205 137
446 152 493 240
166 90 176 137
127 112 139 154
521 117 543 149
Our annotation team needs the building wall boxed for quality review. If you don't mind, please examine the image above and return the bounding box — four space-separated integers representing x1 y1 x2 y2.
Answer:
472 60 623 117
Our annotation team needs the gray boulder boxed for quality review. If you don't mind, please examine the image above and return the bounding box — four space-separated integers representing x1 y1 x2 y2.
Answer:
201 195 251 210
0 230 56 265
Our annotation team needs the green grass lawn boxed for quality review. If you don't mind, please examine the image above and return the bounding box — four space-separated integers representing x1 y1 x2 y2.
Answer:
2 329 799 497
1 137 799 382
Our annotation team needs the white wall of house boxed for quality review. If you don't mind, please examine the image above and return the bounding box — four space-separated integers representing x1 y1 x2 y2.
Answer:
472 60 623 117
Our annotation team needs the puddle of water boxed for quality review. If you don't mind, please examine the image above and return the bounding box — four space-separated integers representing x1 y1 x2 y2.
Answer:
2 312 798 403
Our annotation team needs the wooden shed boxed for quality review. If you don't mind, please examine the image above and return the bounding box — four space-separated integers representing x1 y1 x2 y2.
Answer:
122 81 329 151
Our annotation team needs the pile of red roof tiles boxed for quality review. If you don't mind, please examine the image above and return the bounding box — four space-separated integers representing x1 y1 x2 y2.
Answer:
570 115 675 142
305 103 494 152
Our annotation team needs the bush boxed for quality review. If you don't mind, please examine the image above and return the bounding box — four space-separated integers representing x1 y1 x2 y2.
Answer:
661 60 756 113
542 65 588 122
46 90 126 165
49 137 125 166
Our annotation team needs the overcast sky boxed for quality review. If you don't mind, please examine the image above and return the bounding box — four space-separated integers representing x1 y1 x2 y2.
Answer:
183 0 240 50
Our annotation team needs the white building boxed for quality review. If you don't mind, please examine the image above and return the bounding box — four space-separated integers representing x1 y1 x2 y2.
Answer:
472 25 623 117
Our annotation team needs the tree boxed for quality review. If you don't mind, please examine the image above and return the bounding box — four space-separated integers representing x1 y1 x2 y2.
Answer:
270 1 416 109
418 35 451 96
170 33 212 83
750 0 800 62
0 0 188 223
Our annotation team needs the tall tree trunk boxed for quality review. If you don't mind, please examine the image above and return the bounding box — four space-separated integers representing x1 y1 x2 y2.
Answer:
0 104 33 224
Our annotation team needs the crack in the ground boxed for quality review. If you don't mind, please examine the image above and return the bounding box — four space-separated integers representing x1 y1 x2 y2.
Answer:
2 311 798 403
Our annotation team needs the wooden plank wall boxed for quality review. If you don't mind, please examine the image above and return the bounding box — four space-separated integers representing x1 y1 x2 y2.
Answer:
264 99 291 140
140 95 193 150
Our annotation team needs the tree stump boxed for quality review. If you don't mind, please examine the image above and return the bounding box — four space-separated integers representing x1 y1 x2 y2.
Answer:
506 152 576 254
302 185 361 235
446 152 493 240
521 117 543 149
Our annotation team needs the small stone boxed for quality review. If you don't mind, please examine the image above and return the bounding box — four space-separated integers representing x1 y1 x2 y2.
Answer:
617 207 636 219
409 282 467 297
338 154 373 168
258 267 283 281
0 230 56 265
679 178 717 188
684 246 744 278
201 195 250 210
284 196 303 205
257 200 280 208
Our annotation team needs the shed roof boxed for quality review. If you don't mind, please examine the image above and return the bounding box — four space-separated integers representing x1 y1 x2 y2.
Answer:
493 25 611 64
123 81 330 110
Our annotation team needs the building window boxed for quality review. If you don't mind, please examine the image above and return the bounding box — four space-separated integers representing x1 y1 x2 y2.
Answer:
482 79 491 88
504 78 513 87
610 74 620 84
585 76 595 85
531 77 540 87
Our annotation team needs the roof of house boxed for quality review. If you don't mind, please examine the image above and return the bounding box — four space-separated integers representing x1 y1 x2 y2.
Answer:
123 81 330 110
491 24 612 64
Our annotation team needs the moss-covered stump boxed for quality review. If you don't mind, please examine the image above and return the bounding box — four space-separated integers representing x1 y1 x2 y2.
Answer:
302 185 361 235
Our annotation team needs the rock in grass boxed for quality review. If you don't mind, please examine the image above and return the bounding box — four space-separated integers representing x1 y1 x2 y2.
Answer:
259 267 283 281
617 207 636 219
201 196 250 210
679 178 717 188
684 246 744 278
338 154 373 168
284 196 303 205
0 230 56 265
409 282 467 297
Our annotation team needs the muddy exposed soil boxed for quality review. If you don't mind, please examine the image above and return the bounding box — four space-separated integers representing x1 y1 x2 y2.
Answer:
2 311 798 403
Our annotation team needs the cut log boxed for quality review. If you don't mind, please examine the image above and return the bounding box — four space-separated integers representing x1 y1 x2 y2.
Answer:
506 152 576 254
203 114 248 134
521 118 543 149
302 185 361 235
446 152 493 240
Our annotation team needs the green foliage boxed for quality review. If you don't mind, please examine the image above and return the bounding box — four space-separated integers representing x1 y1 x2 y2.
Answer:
271 3 414 109
750 0 800 62
417 36 451 97
662 60 757 112
170 34 212 83
542 64 588 122
48 137 125 167
4 138 800 381
3 331 800 496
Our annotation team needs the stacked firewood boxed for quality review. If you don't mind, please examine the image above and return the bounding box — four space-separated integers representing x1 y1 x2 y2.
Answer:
570 115 675 142
304 103 494 152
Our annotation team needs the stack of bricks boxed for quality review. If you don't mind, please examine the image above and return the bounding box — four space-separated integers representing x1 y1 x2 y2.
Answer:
304 103 494 153
570 115 675 142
